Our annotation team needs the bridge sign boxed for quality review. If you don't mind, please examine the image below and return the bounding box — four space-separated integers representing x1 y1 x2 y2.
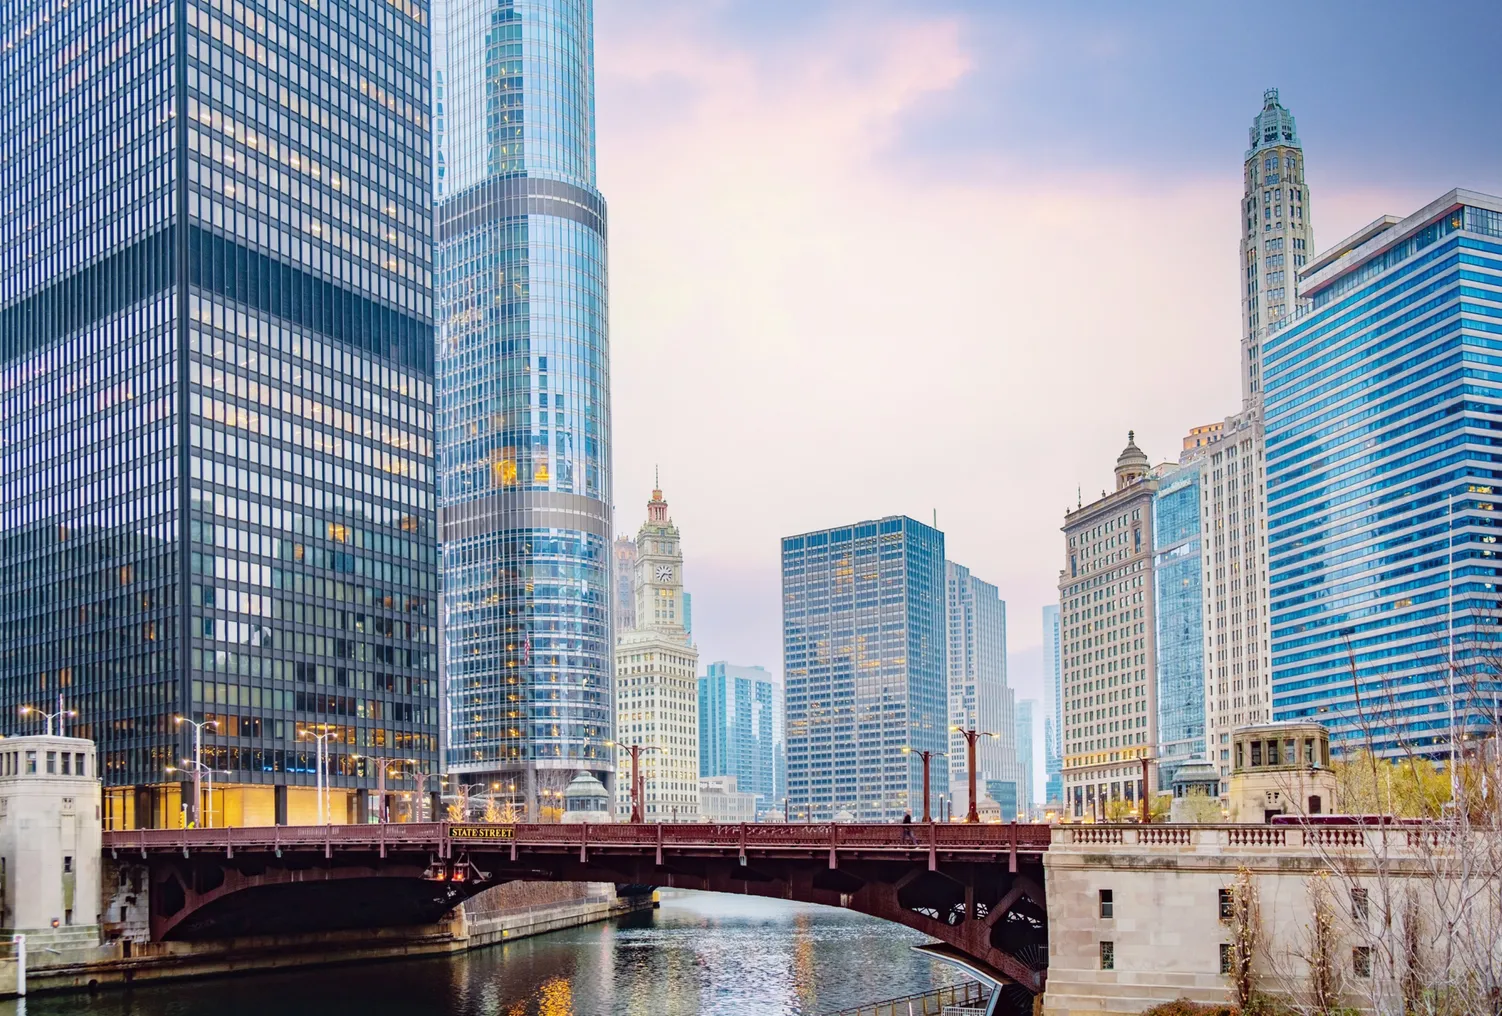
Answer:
449 825 515 840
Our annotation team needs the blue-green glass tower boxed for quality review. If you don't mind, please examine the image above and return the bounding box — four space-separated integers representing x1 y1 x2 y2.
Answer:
699 662 783 815
1152 464 1205 786
434 0 612 810
1266 191 1502 756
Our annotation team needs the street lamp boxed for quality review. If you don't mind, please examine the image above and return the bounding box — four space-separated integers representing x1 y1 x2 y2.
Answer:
351 755 415 823
449 782 488 822
174 716 219 828
299 724 339 826
900 747 947 822
21 702 77 737
167 760 232 828
949 720 999 824
606 740 662 823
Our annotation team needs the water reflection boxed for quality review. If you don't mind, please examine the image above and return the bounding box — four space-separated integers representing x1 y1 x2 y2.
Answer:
2 893 961 1016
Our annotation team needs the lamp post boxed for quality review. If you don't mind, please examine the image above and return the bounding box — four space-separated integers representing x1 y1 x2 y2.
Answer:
399 764 439 822
1138 751 1156 825
950 720 999 824
20 702 77 737
300 725 339 826
167 761 232 828
174 716 218 828
607 741 661 823
352 755 412 823
901 747 947 822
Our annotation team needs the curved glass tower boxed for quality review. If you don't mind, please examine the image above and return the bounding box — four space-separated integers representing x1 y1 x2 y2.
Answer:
434 0 612 812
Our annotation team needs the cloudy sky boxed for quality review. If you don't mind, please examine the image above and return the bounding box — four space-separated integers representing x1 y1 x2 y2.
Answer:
591 0 1502 746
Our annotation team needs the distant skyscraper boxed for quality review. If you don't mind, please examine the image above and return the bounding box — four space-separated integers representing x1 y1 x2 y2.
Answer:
1153 463 1205 788
682 591 693 644
615 483 698 819
613 538 638 632
782 517 946 821
944 561 1021 807
1 0 439 828
1267 191 1502 756
435 0 614 814
699 662 783 815
1015 699 1037 818
1043 605 1063 807
1059 434 1161 820
1241 88 1313 401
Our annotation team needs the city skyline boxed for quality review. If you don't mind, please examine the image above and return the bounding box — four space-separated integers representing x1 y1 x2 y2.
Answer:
595 2 1502 713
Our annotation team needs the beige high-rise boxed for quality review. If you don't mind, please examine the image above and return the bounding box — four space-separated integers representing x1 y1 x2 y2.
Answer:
613 481 700 820
1240 88 1313 404
1059 434 1161 820
1182 89 1314 780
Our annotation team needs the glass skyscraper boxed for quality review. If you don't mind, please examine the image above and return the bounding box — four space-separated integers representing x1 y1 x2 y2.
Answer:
944 560 1021 810
1 0 440 828
1153 464 1205 786
698 662 783 816
1042 604 1063 806
781 517 946 821
433 0 612 811
1266 190 1502 756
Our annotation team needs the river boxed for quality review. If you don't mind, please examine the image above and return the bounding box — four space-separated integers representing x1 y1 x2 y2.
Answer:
1 894 963 1016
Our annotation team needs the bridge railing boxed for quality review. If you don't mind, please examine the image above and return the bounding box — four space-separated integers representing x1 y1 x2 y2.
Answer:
824 980 988 1016
103 821 1055 854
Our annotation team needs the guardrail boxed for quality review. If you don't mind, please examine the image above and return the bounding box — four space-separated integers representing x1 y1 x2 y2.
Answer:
824 980 988 1016
103 821 1053 856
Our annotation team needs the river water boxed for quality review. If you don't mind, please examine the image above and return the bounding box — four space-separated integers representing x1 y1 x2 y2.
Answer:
2 894 962 1016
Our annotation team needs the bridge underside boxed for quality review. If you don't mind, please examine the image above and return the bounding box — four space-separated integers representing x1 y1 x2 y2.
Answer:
117 842 1048 1014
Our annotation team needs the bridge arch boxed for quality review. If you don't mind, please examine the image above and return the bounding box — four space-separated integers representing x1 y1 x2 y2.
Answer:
106 823 1050 1014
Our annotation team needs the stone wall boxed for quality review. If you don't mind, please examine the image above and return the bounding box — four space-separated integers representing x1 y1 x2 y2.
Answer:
1041 824 1452 1016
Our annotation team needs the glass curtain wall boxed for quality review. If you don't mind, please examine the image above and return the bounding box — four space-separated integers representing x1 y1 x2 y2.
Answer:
434 0 613 813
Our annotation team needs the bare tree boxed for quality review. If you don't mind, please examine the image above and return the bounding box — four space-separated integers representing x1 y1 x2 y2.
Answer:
1271 640 1502 1016
1228 866 1261 1010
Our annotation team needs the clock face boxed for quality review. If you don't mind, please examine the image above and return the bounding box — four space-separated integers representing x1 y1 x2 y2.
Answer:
655 564 673 582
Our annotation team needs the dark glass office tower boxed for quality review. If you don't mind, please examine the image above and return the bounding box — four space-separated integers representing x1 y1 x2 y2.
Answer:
1 0 439 827
433 0 613 814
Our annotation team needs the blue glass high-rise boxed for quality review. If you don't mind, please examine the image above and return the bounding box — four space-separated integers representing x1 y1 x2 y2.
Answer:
1042 604 1064 807
1265 191 1502 756
1153 464 1205 786
433 0 612 809
781 517 947 821
1 0 440 827
698 662 783 816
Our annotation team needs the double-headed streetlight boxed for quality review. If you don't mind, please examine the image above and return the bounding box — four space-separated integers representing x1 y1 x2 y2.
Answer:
900 746 947 823
21 702 77 737
606 740 661 823
300 724 339 826
174 716 219 827
351 754 414 823
450 782 489 823
166 759 231 828
949 720 999 824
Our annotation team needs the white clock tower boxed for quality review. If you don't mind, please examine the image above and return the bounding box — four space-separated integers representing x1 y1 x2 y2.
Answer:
633 480 686 633
614 476 700 821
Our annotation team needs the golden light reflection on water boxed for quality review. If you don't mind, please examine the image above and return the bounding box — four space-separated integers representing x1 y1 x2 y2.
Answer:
537 976 574 1016
791 910 817 1012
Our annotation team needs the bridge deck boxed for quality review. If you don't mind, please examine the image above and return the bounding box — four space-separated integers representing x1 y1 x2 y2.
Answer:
104 821 1052 858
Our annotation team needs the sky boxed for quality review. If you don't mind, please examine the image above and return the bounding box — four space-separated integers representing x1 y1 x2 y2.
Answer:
590 0 1502 790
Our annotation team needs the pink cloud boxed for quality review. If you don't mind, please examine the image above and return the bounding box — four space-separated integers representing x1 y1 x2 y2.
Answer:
594 5 1433 671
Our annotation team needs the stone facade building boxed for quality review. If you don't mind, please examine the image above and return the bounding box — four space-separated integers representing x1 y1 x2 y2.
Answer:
614 482 699 820
1059 434 1161 819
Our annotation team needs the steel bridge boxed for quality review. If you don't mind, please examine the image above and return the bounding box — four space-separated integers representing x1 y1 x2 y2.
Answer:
104 821 1051 1013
